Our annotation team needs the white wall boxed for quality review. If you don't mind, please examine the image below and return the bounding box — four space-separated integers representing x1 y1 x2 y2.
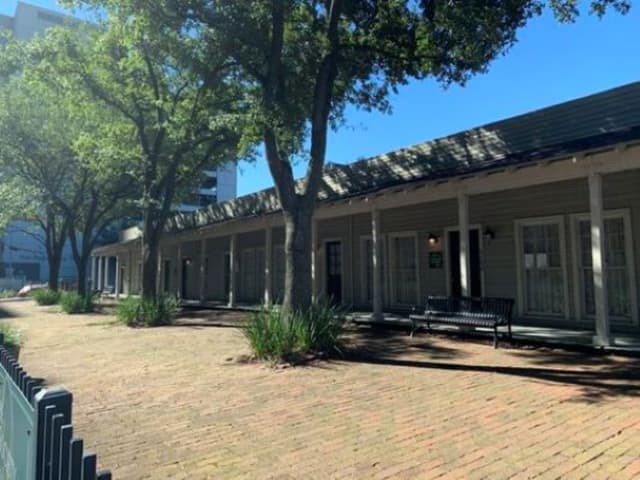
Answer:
216 162 237 202
10 2 69 41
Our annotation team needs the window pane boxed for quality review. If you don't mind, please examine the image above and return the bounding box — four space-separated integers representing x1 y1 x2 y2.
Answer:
393 237 417 305
578 216 631 319
521 223 564 315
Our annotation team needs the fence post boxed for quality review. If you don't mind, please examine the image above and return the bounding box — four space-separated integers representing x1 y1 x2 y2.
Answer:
33 388 73 480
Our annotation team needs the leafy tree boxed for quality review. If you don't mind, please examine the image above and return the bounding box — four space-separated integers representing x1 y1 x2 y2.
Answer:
42 17 246 301
62 0 630 310
0 36 136 293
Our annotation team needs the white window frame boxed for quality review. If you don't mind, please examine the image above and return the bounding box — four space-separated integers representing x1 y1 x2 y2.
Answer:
514 215 570 319
388 231 421 307
569 209 638 325
359 235 386 305
443 224 485 297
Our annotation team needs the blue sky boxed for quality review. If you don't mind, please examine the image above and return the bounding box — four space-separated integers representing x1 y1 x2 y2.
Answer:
4 1 640 196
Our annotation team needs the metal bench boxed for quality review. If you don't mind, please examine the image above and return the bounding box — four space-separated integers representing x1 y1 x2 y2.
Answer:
409 296 514 348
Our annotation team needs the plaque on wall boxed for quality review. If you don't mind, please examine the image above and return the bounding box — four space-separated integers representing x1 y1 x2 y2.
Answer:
429 251 443 269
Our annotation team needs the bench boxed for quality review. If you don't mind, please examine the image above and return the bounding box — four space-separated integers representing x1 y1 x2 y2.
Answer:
409 296 514 348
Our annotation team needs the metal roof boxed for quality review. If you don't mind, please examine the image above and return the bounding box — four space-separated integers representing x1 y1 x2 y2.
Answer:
164 81 640 232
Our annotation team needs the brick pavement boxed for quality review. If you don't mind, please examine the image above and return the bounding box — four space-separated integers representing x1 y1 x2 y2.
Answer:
2 298 640 479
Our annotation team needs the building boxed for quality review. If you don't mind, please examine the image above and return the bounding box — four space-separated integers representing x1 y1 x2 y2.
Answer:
92 81 640 346
0 1 238 288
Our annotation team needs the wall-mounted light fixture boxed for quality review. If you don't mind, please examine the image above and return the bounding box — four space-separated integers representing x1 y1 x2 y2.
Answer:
483 228 495 241
428 233 439 247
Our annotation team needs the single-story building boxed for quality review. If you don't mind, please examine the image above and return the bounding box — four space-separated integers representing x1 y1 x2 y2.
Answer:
92 82 640 347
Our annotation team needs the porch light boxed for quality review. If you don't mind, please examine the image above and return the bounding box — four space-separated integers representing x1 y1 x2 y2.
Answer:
428 233 439 247
483 228 495 241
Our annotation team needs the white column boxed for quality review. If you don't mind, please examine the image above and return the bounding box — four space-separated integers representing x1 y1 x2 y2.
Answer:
589 173 611 346
156 250 163 295
264 228 273 307
372 209 383 321
458 193 471 297
228 234 237 307
199 239 207 303
103 257 110 292
128 250 133 295
177 244 183 299
97 256 103 291
114 256 120 299
311 219 318 303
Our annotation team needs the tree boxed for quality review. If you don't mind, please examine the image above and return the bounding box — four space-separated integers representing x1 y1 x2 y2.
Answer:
41 17 246 301
0 36 137 294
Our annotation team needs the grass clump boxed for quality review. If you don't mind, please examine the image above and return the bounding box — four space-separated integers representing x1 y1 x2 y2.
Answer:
0 289 17 299
243 301 346 363
60 292 97 314
33 288 61 306
116 295 178 327
0 322 21 356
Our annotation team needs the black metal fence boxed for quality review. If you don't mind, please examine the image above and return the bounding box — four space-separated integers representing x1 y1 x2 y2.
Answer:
0 333 112 480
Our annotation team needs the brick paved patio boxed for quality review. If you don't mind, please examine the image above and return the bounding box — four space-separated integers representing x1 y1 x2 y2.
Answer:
2 298 640 479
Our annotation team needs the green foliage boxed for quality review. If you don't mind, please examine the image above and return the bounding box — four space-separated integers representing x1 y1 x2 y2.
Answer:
33 288 62 306
243 302 346 362
0 290 17 299
60 292 97 314
0 322 21 353
116 295 178 327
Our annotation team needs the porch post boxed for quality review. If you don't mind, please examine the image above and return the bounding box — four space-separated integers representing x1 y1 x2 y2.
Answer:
372 208 383 321
156 249 163 295
264 227 273 307
589 172 611 347
104 257 110 292
114 255 120 299
311 218 318 303
199 239 206 303
228 234 237 307
458 193 471 297
97 256 103 291
177 244 183 300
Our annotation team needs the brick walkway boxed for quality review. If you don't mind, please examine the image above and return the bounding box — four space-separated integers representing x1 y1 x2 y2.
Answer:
3 298 640 479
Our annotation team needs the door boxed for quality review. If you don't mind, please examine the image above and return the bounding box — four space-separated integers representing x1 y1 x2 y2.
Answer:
448 229 482 297
325 241 343 303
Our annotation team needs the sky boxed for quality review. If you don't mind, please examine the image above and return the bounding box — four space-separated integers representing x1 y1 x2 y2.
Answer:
3 1 640 196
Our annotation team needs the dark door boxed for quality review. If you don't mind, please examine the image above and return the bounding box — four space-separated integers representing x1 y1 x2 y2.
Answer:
448 230 482 297
325 241 343 303
119 266 125 294
181 259 189 299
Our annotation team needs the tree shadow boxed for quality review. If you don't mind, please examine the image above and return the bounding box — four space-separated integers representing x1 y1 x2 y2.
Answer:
342 326 640 403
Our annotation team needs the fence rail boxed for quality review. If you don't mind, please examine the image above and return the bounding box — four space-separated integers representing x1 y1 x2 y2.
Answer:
0 333 112 480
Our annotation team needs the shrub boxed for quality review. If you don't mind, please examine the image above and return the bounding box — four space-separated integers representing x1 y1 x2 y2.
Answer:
0 289 17 299
243 301 346 362
116 295 178 327
60 292 96 314
0 322 21 356
33 288 61 306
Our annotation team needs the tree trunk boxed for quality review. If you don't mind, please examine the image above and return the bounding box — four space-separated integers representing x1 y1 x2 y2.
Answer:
76 255 89 296
141 214 160 302
48 249 62 291
282 203 313 311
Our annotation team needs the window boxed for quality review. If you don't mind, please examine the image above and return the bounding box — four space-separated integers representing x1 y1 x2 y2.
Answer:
273 245 285 302
201 176 218 190
573 212 636 322
361 237 386 305
390 234 418 305
516 218 567 316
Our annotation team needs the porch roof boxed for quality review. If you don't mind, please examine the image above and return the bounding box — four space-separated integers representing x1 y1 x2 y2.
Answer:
167 81 640 233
